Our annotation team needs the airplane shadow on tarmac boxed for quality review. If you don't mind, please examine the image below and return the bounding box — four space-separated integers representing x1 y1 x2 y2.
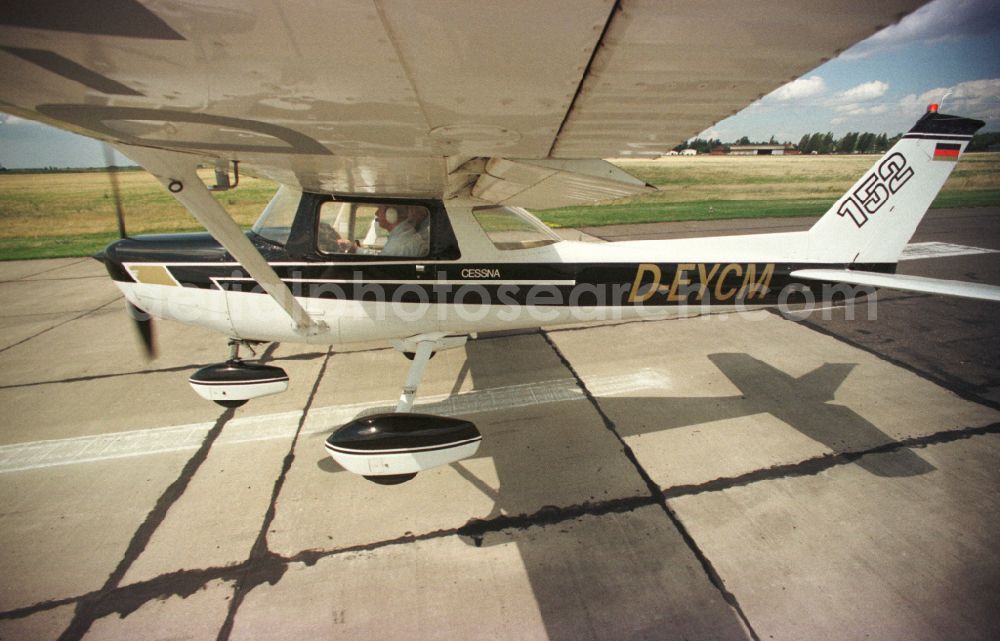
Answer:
312 344 935 640
610 352 937 479
317 346 935 487
464 347 934 640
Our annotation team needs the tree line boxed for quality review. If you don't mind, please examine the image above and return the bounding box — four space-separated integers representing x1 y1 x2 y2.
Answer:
798 131 895 154
674 131 997 155
967 132 1000 151
0 165 143 174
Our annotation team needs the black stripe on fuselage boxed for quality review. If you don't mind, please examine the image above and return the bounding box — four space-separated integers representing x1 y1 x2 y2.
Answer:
122 261 895 308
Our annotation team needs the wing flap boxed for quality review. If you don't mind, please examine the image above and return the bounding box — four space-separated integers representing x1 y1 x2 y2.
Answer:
471 157 655 209
791 269 1000 302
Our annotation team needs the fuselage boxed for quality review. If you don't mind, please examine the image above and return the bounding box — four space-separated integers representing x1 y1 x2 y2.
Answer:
97 109 987 347
98 197 881 346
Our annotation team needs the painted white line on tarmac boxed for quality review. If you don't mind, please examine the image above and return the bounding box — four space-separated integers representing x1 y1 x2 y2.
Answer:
0 369 670 473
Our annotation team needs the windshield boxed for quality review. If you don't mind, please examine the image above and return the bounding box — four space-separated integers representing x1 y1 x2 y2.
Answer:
251 185 302 245
471 206 561 250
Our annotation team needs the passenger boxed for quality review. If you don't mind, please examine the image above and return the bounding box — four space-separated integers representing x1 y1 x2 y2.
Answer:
337 206 429 257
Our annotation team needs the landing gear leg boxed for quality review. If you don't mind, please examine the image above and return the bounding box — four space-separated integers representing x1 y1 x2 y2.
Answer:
325 333 479 484
227 338 261 363
396 339 435 413
390 333 468 413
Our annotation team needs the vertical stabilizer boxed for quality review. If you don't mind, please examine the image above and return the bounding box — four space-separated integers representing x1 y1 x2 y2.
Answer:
806 106 984 264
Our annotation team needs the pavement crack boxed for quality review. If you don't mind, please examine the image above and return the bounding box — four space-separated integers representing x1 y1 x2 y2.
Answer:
0 347 327 390
215 348 332 641
0 363 210 390
0 296 121 355
0 595 79 621
0 494 668 625
0 275 106 284
0 259 89 282
664 421 1000 500
456 496 655 546
290 496 658 559
55 407 235 641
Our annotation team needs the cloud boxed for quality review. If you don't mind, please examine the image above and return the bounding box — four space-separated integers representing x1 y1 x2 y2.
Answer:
769 75 826 101
844 0 1000 59
834 105 885 117
898 78 1000 122
824 80 891 116
824 79 999 138
838 80 889 102
0 114 28 126
833 104 892 117
0 114 30 126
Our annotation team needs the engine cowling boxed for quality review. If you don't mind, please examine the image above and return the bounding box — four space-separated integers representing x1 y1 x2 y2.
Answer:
325 413 482 484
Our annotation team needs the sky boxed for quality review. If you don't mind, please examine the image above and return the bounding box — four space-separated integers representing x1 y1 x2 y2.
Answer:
696 0 1000 143
0 0 998 168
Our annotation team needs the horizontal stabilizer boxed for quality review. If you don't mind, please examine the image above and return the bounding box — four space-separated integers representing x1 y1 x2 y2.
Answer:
791 269 1000 302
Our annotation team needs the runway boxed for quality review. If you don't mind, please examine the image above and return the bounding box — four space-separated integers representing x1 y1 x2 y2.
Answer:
1 208 998 640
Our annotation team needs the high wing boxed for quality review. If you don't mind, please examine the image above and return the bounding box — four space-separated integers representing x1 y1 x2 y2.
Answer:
1 0 925 206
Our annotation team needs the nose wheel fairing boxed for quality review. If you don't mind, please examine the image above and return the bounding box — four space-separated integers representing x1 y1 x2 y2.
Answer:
188 360 289 407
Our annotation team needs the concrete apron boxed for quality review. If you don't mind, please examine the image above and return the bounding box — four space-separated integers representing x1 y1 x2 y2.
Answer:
0 255 997 641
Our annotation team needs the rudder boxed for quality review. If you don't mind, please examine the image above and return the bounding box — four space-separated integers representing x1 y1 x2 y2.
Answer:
806 106 984 265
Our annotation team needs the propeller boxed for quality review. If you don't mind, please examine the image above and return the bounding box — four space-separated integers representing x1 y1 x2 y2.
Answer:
104 143 157 359
127 300 157 359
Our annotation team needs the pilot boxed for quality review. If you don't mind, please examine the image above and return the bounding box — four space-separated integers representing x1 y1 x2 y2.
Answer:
338 206 429 257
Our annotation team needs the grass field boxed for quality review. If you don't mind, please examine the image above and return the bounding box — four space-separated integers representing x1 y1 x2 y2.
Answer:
0 170 277 260
1 153 997 260
539 151 1000 227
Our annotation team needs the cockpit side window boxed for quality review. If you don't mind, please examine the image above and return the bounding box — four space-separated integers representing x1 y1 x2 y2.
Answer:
251 185 302 246
472 206 561 250
317 201 430 258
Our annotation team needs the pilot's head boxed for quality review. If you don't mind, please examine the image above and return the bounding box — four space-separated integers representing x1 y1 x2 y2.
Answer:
407 207 428 229
375 206 401 231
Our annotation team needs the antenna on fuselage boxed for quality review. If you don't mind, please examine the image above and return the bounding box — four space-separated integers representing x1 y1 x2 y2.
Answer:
939 89 953 112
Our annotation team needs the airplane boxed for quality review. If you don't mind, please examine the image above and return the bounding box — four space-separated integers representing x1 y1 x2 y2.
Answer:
1 0 997 484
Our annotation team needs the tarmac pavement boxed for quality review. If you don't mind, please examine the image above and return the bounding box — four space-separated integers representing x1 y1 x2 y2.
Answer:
0 208 998 640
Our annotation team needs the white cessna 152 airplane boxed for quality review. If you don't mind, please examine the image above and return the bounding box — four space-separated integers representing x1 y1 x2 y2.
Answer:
1 0 996 483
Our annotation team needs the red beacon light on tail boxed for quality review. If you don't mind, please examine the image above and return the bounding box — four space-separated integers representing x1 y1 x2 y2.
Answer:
928 103 939 113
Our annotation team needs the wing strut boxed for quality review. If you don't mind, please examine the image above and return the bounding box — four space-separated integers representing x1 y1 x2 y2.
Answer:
118 145 324 334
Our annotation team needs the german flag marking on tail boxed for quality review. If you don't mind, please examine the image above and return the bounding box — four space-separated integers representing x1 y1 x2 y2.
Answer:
933 143 961 161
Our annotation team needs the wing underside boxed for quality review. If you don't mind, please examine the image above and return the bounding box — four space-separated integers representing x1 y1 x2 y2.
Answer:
0 0 925 201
